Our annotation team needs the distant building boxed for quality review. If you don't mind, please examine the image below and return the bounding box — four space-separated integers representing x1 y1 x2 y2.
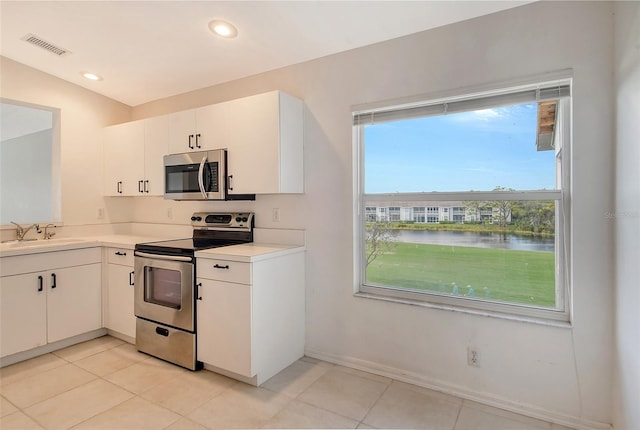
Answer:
365 201 511 224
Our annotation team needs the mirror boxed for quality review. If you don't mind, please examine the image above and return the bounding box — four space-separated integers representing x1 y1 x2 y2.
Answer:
0 100 60 225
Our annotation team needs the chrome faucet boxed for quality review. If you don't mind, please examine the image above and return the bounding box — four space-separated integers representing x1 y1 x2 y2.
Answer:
43 224 56 240
10 222 41 241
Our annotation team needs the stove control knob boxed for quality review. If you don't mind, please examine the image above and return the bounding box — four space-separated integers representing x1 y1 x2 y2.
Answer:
242 217 248 222
235 217 242 223
191 216 202 222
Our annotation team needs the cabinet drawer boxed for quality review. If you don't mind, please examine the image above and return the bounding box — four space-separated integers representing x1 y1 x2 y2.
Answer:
197 259 251 284
107 248 134 266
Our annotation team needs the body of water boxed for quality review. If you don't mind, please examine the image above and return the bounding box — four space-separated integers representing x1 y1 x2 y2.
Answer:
396 229 554 252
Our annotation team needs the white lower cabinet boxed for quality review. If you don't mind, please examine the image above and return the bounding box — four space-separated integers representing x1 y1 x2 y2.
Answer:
196 250 305 385
0 272 47 357
105 248 136 339
0 248 102 358
47 264 102 343
197 279 252 376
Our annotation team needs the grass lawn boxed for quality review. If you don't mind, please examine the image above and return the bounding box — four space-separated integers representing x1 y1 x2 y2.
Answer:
366 242 556 307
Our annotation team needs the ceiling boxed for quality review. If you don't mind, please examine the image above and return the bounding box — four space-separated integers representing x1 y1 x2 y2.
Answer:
0 1 530 107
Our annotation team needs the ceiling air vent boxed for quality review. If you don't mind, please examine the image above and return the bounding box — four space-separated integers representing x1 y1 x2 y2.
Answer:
21 34 71 56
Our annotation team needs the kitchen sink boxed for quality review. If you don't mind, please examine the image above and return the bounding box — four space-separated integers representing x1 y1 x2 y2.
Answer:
1 238 88 249
1 239 38 244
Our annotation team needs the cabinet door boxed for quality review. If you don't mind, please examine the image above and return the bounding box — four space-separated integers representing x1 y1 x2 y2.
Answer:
168 109 197 154
47 264 102 343
197 279 252 377
195 102 228 151
143 115 169 196
225 92 280 194
0 273 47 357
106 264 136 338
103 120 145 196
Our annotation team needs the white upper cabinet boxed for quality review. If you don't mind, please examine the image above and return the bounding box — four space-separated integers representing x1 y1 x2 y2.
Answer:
225 91 304 194
143 115 169 195
106 90 304 196
103 116 168 196
168 103 227 153
103 120 144 196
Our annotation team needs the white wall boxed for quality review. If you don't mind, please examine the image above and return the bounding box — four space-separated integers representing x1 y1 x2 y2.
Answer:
0 57 133 231
0 2 623 428
613 2 640 429
132 2 615 428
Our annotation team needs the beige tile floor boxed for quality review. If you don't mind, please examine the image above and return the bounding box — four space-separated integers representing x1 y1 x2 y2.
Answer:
0 336 577 430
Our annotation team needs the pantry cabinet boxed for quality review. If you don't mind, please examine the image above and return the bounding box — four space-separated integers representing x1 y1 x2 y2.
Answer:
104 248 136 339
168 102 227 154
196 248 305 385
103 115 168 196
0 248 102 358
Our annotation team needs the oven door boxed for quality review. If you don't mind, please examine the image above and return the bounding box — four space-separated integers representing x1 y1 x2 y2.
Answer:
134 253 195 332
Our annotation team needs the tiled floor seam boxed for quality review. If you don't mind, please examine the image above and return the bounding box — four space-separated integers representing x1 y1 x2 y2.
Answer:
358 378 392 428
451 397 465 430
277 383 351 423
17 375 127 430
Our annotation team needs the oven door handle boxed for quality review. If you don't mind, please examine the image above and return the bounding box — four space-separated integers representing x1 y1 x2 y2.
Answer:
134 251 193 262
198 154 208 200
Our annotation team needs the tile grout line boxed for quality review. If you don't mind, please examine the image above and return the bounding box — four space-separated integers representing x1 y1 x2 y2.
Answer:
452 398 465 430
358 377 393 428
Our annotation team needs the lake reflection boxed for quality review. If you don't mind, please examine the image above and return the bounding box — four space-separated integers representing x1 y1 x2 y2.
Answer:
396 230 554 252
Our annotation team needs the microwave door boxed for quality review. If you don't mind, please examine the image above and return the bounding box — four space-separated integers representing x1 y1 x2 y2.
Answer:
197 154 208 199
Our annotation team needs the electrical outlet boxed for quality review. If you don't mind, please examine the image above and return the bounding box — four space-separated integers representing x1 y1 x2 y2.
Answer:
167 207 173 220
272 208 280 222
97 208 104 219
467 347 480 367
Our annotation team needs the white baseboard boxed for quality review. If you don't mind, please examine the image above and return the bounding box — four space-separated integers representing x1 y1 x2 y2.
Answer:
1 329 107 367
304 347 611 430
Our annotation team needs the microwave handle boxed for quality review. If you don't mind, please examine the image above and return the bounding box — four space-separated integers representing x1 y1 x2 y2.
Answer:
198 154 208 199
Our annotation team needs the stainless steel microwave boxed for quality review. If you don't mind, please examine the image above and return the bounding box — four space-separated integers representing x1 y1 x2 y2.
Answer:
164 150 226 200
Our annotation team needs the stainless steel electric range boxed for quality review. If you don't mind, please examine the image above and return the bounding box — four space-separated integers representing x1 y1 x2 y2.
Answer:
133 212 254 370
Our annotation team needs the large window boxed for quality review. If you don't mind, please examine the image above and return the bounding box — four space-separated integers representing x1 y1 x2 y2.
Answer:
0 100 60 225
354 79 571 321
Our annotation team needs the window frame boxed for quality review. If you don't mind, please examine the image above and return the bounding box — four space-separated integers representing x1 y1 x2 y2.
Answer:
353 78 572 323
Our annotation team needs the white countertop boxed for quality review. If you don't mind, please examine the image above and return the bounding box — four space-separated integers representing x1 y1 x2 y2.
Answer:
195 243 304 262
0 234 304 260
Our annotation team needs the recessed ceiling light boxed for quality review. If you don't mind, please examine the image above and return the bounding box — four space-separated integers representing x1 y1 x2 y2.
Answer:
208 20 238 39
81 72 103 81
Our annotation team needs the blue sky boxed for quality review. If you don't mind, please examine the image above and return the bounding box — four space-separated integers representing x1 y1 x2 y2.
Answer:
364 103 557 193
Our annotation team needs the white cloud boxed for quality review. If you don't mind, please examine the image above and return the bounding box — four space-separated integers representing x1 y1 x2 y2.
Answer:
473 108 502 120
